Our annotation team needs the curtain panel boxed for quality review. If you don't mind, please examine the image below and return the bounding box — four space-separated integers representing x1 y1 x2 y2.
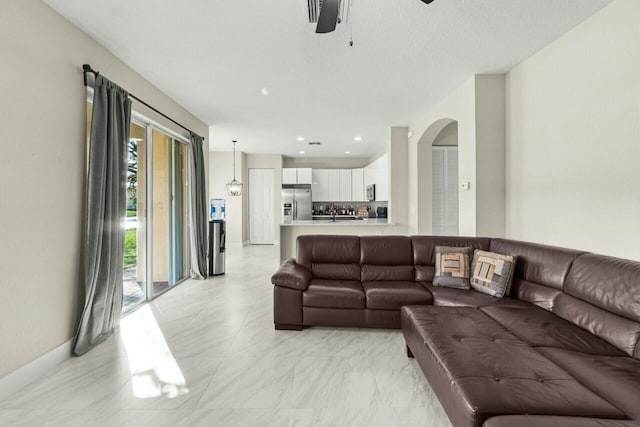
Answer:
188 133 208 279
73 75 131 356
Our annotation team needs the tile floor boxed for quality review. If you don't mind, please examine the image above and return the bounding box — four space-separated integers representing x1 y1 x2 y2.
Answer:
0 245 451 427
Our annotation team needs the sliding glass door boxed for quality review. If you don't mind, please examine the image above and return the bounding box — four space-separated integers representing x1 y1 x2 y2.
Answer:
151 129 190 297
87 96 191 315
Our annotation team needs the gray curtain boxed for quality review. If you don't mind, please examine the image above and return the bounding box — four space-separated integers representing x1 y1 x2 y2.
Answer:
188 133 208 279
73 75 131 356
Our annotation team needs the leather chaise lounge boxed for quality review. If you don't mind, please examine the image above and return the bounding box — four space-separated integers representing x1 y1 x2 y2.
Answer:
271 235 640 427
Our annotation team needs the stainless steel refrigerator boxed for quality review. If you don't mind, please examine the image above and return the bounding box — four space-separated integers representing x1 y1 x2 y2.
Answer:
282 186 312 222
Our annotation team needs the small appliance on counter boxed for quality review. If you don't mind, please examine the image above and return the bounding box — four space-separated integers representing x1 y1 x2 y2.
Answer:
376 207 388 219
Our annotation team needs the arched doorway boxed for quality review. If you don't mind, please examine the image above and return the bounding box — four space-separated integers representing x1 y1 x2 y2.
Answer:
416 118 459 235
432 122 459 235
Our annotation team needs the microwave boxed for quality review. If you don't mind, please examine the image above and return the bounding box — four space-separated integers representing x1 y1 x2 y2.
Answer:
366 184 376 201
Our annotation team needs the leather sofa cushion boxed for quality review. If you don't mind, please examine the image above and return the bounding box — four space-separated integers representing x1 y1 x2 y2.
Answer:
297 235 361 273
303 279 365 309
537 347 640 420
484 416 639 427
362 281 433 310
360 236 413 265
401 306 625 423
311 263 361 281
564 253 640 323
420 283 532 309
361 265 414 281
412 236 490 282
552 293 640 358
480 305 624 357
489 239 584 290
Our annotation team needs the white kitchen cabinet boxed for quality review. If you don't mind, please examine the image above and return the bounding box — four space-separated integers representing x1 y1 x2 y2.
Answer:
339 169 352 201
283 168 312 185
351 168 365 201
327 169 340 201
297 168 312 184
377 154 389 201
282 168 297 185
311 169 329 201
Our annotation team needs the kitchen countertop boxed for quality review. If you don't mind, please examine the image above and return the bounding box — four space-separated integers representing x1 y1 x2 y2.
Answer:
281 218 392 226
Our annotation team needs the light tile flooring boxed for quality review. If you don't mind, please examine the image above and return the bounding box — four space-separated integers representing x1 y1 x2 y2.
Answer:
0 245 451 427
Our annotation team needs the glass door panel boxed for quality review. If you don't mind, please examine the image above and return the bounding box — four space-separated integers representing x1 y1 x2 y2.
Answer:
151 129 190 297
123 122 147 314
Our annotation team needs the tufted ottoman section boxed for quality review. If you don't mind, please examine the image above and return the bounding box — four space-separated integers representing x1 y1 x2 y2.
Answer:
400 306 626 427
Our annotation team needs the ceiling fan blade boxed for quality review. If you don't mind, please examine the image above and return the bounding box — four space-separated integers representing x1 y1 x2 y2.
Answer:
316 0 340 34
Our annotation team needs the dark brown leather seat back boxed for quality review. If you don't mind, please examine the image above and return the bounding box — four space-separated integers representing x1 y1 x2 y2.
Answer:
297 235 361 281
411 236 491 282
556 254 640 358
360 236 414 281
489 239 584 310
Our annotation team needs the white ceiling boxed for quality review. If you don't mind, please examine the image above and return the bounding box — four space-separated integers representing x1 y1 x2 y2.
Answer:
46 0 612 157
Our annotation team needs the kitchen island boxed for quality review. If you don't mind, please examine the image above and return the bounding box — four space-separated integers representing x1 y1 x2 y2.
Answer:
279 218 404 261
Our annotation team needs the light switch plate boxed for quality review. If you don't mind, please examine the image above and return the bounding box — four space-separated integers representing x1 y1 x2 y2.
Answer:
461 181 470 190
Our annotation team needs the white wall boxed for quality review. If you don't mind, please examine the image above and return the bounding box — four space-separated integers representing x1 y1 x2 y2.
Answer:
505 0 640 260
409 77 477 236
409 75 506 238
209 151 246 244
0 1 209 377
388 127 409 232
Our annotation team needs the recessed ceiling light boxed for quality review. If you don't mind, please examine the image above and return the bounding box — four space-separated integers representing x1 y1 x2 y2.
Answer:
260 87 270 96
354 136 362 141
296 136 304 141
345 151 351 154
299 151 305 154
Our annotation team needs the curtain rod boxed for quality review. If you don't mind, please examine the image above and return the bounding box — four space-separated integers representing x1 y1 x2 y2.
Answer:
82 64 204 141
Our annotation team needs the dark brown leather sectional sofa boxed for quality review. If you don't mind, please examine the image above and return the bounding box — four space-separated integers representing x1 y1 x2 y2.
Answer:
271 235 640 427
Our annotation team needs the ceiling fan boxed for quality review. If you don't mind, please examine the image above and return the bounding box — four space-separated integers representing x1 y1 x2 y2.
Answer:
314 0 435 34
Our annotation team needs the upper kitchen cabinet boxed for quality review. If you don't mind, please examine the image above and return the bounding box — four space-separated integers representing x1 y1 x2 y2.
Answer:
282 168 297 184
311 169 329 201
282 168 312 185
351 168 365 201
297 168 312 184
339 169 352 201
327 169 340 201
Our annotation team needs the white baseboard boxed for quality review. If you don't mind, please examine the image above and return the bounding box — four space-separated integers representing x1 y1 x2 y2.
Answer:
0 339 73 402
242 240 250 247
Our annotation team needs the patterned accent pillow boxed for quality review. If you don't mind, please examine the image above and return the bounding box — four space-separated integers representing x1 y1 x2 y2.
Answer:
470 250 518 298
433 246 472 289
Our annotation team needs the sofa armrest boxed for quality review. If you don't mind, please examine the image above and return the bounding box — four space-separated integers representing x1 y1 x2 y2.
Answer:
271 259 312 291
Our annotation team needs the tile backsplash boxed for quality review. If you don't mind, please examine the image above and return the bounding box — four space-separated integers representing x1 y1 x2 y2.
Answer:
312 201 389 218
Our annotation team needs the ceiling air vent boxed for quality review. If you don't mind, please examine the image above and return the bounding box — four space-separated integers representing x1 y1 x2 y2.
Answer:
308 141 322 146
307 0 344 24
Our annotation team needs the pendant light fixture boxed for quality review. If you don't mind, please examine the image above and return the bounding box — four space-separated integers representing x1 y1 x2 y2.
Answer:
226 140 243 196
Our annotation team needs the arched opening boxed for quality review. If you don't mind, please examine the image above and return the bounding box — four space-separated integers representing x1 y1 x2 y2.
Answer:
416 118 459 235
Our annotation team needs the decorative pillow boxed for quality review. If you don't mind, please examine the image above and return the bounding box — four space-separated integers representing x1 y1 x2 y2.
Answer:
470 250 518 298
433 246 472 289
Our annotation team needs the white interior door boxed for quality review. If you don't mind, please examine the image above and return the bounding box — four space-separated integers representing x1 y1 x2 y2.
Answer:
249 168 275 244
